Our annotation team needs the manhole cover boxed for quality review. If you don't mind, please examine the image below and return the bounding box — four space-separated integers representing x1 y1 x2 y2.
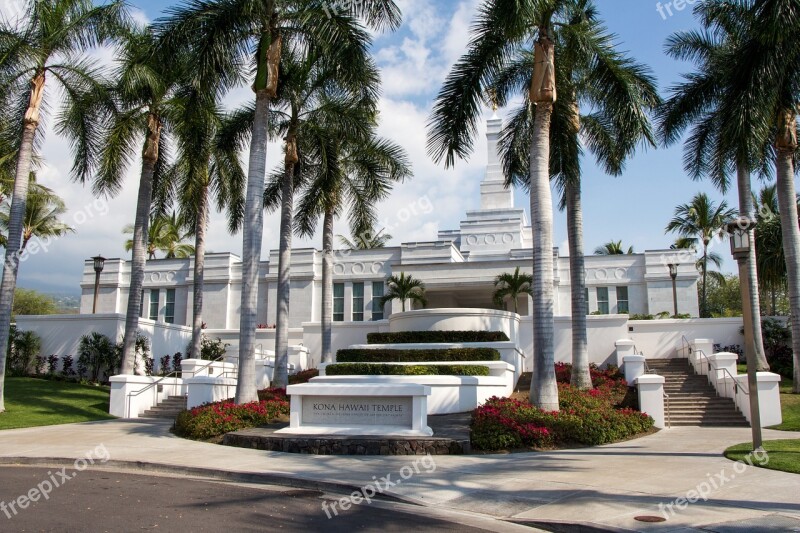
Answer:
634 516 667 523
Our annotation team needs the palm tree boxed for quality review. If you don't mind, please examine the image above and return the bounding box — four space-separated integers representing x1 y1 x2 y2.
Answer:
594 241 634 255
493 267 532 314
672 237 727 287
754 184 800 316
666 193 735 318
159 0 402 403
338 228 392 250
294 97 410 366
159 89 245 363
379 273 427 313
428 0 578 410
493 1 659 390
0 0 127 412
0 176 74 250
658 1 771 369
124 213 195 260
88 25 189 375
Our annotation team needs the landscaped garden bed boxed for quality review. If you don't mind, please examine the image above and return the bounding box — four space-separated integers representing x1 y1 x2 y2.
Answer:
367 330 509 344
325 363 491 376
470 364 654 451
174 388 290 442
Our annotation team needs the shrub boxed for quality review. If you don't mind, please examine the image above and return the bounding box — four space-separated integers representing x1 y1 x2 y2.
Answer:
9 330 41 375
367 330 509 344
78 333 116 383
46 354 59 375
326 363 490 376
33 355 46 375
289 369 319 384
61 355 75 377
172 352 183 373
337 347 500 363
471 364 652 451
187 335 229 361
159 355 172 376
174 388 289 440
629 313 655 320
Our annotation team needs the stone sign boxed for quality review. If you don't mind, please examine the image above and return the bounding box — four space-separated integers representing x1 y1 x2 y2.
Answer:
301 396 412 426
277 383 433 436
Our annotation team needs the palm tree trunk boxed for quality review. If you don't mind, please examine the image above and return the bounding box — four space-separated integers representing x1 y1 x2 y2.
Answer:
736 163 769 370
235 89 270 404
321 205 334 363
528 28 559 411
774 110 800 393
701 246 708 318
273 135 298 389
0 72 45 412
121 113 161 375
190 185 209 360
566 181 591 389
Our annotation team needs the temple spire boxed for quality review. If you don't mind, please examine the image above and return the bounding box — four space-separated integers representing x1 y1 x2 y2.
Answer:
480 104 514 210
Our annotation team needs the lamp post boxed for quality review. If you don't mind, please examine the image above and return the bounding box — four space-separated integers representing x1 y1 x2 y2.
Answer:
91 255 106 314
667 263 678 316
727 218 763 450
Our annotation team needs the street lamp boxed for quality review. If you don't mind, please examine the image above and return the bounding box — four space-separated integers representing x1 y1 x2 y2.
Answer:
91 255 106 314
667 263 678 317
727 217 763 450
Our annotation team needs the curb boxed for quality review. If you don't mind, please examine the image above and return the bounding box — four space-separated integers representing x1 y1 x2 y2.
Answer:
0 456 414 505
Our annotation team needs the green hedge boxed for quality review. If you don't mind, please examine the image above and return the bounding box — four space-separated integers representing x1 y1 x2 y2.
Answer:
336 347 501 363
366 330 509 344
326 363 490 376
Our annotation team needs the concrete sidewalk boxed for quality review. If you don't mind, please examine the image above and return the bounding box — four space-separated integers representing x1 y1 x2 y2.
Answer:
0 420 798 532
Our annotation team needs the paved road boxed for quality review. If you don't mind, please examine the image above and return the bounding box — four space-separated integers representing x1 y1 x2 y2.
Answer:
0 467 517 532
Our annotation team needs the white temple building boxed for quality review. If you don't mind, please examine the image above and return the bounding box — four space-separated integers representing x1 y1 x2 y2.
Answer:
71 114 704 365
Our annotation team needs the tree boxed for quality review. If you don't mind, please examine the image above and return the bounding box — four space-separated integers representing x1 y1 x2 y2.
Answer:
159 0 402 403
493 267 532 314
11 288 57 319
494 1 659 390
658 2 771 370
88 25 190 377
159 87 245 365
123 213 195 260
428 0 572 410
672 237 727 287
704 274 742 318
754 184 798 316
0 175 74 250
0 0 128 413
594 241 634 255
379 273 427 313
666 193 735 318
338 228 392 250
288 51 411 362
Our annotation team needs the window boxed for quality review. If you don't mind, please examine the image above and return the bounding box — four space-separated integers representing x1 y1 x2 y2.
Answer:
597 287 609 315
149 290 159 321
352 283 364 322
165 289 176 324
372 282 385 320
585 288 590 315
617 286 629 314
333 283 345 322
140 290 145 318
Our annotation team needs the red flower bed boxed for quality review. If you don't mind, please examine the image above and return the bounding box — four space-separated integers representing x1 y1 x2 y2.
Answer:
175 388 290 440
471 365 652 451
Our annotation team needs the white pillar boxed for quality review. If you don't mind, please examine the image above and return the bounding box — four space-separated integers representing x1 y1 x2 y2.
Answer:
623 355 646 384
734 372 783 427
691 338 714 375
615 339 636 367
637 374 666 429
709 352 738 397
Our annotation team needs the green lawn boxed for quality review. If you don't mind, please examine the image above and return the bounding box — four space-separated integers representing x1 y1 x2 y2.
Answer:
0 377 114 430
725 439 800 475
738 364 799 431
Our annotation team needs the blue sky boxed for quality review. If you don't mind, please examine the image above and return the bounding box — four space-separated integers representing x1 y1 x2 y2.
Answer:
10 0 754 294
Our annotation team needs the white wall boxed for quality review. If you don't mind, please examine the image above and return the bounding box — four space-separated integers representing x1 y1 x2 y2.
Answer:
15 314 192 360
628 317 745 359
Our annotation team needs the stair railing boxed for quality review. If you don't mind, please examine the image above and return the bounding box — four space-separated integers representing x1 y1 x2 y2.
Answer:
125 354 235 418
692 348 748 406
639 357 670 428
